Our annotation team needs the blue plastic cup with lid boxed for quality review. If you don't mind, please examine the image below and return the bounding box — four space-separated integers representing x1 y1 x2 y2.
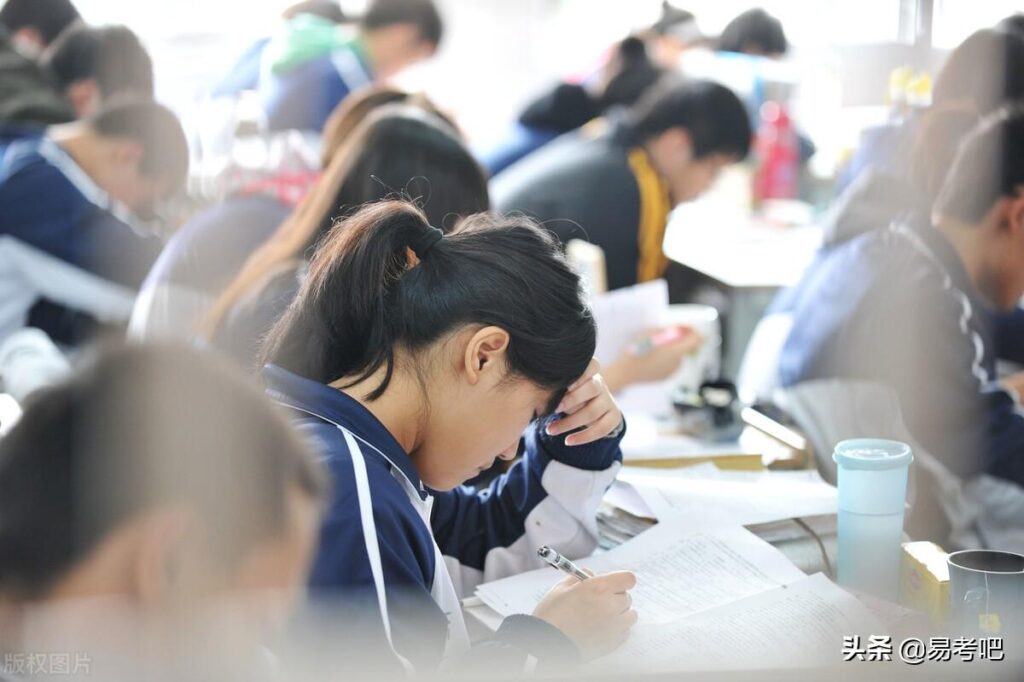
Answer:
833 438 913 601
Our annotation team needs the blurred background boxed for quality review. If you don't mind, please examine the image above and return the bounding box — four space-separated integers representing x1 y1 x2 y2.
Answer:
69 0 1022 183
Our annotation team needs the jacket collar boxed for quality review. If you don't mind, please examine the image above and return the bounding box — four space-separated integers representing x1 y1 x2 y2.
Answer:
896 218 979 303
2 135 143 231
263 364 427 499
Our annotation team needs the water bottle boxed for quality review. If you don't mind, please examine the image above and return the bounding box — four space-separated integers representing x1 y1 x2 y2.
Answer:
833 438 913 601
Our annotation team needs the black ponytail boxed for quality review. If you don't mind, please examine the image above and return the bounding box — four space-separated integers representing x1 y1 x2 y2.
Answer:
262 201 595 403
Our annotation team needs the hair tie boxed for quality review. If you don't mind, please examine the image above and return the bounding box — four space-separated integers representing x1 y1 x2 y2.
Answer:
410 225 444 258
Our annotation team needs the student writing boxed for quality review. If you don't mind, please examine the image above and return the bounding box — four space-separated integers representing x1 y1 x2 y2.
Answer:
260 200 637 674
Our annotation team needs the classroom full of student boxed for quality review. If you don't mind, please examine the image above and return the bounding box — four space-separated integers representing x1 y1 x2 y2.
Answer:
0 0 1023 680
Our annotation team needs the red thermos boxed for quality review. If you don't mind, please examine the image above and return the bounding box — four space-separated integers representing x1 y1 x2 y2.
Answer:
753 101 798 202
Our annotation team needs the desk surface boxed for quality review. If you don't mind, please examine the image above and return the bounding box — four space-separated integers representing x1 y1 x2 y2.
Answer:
662 201 823 289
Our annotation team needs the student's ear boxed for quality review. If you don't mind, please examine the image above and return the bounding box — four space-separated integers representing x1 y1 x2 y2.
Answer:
111 139 145 171
410 37 437 62
66 79 100 119
133 508 191 608
463 326 511 386
1006 193 1024 241
658 127 693 167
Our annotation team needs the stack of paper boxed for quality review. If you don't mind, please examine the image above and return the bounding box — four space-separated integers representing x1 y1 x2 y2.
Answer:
618 464 838 527
595 502 655 549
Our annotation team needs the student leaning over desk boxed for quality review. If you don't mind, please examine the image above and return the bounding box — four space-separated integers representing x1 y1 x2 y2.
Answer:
260 200 636 675
492 79 752 292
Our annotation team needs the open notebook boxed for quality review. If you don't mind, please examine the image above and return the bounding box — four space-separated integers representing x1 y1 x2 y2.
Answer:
471 520 883 673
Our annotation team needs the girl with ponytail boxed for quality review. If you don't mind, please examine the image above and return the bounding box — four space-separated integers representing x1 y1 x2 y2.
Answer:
262 200 636 673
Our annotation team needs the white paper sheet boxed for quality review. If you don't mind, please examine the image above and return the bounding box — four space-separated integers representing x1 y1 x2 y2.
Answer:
620 467 837 525
603 480 657 519
594 572 885 673
475 521 806 625
590 280 669 367
619 463 722 481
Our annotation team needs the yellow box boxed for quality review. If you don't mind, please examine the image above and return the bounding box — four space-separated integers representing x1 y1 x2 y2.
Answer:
899 541 949 624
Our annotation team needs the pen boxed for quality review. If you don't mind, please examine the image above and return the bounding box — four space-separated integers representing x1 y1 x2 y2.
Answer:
537 545 590 581
628 326 692 356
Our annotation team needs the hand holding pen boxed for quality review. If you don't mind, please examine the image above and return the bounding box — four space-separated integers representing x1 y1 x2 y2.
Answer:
531 545 638 659
538 545 591 581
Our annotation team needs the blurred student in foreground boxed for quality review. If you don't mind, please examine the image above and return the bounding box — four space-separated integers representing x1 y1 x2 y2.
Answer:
0 343 327 681
0 98 187 346
260 201 636 674
213 0 443 133
779 106 1024 551
493 78 751 292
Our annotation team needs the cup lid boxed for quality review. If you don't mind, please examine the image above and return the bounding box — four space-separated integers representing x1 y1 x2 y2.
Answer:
832 438 913 471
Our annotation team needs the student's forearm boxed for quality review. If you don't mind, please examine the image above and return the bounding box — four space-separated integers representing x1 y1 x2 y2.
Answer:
601 358 632 394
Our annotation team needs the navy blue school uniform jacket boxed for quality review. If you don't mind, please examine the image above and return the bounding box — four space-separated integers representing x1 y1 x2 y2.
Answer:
0 133 162 342
778 219 1024 486
264 364 625 673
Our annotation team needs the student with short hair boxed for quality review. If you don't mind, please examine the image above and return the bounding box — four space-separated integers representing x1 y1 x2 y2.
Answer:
41 23 154 119
493 78 751 291
779 107 1024 544
643 2 708 65
716 7 788 58
0 342 327 678
214 0 443 133
0 0 80 56
261 200 636 673
789 27 1024 374
0 0 81 127
0 97 188 345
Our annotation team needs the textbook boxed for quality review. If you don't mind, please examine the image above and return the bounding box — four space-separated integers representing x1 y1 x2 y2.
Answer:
471 520 883 673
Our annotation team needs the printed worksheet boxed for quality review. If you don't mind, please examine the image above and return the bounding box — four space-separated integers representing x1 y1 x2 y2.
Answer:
593 572 885 673
475 520 805 624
